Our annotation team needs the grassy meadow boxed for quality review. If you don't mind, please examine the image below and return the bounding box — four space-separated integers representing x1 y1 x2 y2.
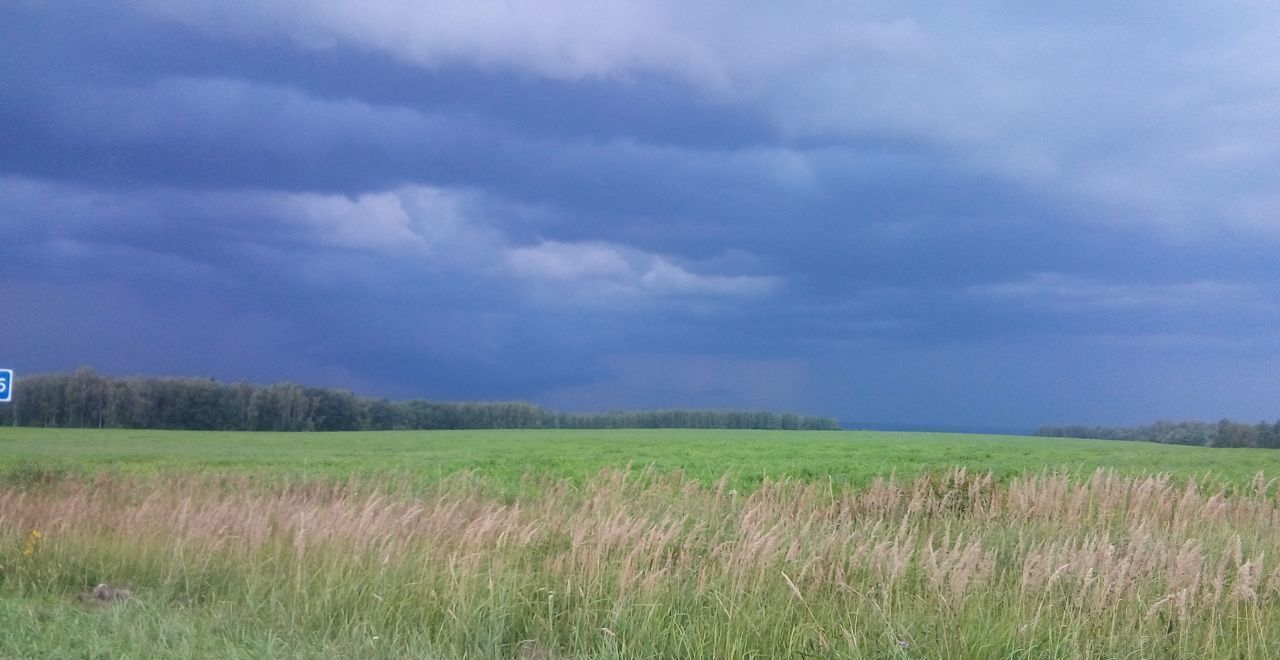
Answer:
7 427 1280 489
3 428 1280 658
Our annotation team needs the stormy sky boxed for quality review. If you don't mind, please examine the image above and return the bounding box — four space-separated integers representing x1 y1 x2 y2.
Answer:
3 1 1279 429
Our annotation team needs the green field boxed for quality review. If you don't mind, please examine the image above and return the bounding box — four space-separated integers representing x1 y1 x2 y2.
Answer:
4 428 1280 659
4 427 1280 489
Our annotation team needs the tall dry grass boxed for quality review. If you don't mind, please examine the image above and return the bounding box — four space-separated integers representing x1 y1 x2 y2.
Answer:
2 468 1280 658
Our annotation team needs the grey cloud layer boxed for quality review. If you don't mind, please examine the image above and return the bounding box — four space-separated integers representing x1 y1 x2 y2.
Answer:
123 0 1280 237
2 177 777 307
3 1 1279 425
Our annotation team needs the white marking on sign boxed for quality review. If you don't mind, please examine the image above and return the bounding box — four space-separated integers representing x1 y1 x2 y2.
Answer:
0 369 12 403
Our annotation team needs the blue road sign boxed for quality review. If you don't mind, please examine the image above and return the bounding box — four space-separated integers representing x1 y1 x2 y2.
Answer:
0 369 11 403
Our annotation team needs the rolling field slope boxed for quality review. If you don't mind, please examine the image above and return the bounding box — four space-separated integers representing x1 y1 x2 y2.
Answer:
3 427 1280 489
4 428 1280 658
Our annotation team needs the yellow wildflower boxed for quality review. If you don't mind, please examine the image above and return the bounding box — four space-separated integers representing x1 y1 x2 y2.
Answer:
21 530 43 558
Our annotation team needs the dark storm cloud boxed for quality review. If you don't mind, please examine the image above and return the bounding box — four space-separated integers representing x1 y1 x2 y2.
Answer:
3 0 1280 426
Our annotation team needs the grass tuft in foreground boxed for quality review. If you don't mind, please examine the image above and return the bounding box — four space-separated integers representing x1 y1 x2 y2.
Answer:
3 467 1280 658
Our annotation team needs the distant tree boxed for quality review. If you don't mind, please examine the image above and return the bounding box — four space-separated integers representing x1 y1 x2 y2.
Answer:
5 369 843 433
1212 419 1258 448
1041 417 1280 449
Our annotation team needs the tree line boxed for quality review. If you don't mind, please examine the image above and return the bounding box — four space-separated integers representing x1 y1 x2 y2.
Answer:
0 368 840 432
1037 419 1280 448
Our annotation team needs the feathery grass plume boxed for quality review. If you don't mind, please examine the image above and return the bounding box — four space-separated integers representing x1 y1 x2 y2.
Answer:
4 467 1280 657
1231 554 1264 603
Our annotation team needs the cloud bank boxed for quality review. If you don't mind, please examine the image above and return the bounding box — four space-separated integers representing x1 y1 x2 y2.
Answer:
3 0 1280 426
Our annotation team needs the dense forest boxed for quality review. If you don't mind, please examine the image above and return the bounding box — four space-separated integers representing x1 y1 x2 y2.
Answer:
1038 419 1280 448
0 369 840 432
